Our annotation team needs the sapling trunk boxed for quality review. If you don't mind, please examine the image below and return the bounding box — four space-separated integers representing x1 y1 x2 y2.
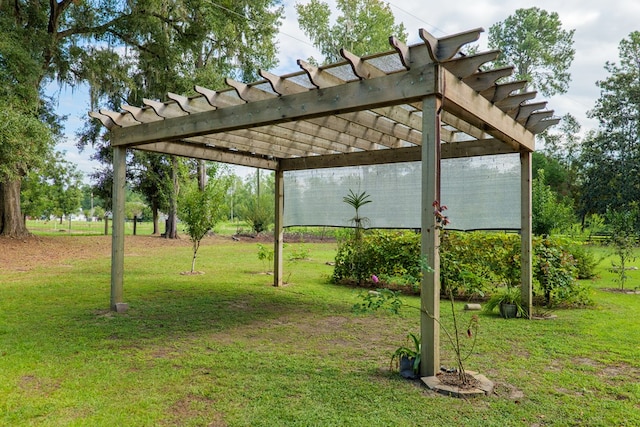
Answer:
448 289 468 384
191 240 200 273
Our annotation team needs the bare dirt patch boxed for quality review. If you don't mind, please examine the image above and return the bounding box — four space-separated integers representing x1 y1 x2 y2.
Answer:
0 234 224 272
0 231 333 273
162 394 225 427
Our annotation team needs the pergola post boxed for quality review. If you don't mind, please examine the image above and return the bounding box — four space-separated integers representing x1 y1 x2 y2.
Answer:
420 95 442 377
520 151 533 318
273 168 284 287
111 146 126 311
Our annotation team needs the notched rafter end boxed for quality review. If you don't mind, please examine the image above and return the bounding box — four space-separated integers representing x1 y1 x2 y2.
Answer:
389 36 410 70
527 118 560 134
420 27 484 62
89 111 117 129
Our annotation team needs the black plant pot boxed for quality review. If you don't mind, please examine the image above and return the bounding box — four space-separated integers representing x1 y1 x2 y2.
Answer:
499 303 518 319
399 356 419 379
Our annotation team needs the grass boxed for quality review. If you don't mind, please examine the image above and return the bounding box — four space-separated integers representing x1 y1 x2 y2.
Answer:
25 218 154 236
1 238 639 426
25 219 338 239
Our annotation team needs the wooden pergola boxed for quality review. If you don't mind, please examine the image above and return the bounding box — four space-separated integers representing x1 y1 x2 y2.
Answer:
90 28 558 377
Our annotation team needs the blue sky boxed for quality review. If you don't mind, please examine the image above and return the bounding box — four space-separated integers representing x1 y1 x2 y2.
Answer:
52 0 640 183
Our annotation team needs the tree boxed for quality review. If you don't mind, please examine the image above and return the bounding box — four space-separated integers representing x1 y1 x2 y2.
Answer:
539 113 582 204
130 152 171 234
578 32 640 223
21 170 51 221
48 153 84 224
343 189 372 241
178 169 230 273
0 106 54 236
296 0 407 64
0 0 160 237
532 170 574 236
488 7 575 97
606 206 638 290
236 170 275 234
78 0 283 238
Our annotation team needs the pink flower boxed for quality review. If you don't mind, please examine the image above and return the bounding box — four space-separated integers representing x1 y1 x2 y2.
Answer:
371 274 379 284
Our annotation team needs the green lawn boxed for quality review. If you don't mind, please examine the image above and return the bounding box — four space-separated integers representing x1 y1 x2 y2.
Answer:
25 218 155 236
25 219 339 239
1 238 639 426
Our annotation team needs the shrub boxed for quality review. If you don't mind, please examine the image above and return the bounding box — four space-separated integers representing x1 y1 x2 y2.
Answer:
440 231 521 297
333 230 595 306
533 236 579 306
566 241 598 279
333 230 421 291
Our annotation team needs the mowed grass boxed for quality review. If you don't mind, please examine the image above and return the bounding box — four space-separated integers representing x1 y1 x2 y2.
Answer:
1 238 639 426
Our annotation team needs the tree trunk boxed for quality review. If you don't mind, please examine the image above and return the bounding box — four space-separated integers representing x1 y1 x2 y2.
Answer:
164 156 179 239
0 179 30 238
151 199 160 235
197 160 206 191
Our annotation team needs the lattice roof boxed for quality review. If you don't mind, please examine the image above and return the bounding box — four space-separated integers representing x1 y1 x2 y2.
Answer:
90 28 559 170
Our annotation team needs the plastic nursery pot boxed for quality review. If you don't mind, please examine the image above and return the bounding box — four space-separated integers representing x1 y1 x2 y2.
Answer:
399 356 419 379
499 303 518 319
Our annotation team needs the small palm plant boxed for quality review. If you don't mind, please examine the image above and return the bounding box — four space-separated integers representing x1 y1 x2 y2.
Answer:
342 190 372 284
343 189 372 241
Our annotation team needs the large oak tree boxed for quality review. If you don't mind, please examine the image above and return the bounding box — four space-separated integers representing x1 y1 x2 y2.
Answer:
1 0 283 238
79 0 283 238
0 0 156 237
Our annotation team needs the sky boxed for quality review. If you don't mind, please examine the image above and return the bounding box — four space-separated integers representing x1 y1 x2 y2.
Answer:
52 0 640 182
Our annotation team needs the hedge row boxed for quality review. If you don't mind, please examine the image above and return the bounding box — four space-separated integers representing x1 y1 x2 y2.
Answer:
332 230 595 306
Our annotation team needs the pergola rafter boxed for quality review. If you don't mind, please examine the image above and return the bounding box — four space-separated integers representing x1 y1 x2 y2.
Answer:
91 27 559 379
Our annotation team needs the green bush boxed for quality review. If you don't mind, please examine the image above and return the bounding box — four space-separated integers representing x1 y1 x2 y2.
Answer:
333 230 421 292
533 236 579 306
333 230 595 306
440 232 521 296
564 240 598 280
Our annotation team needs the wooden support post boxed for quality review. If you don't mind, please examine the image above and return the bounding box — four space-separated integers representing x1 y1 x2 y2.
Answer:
420 95 442 377
520 151 533 318
111 146 126 311
273 168 284 287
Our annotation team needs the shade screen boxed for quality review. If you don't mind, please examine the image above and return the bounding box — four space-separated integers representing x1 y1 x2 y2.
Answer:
283 153 521 231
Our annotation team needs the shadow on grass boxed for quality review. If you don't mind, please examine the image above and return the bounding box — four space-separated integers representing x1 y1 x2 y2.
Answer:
7 277 352 359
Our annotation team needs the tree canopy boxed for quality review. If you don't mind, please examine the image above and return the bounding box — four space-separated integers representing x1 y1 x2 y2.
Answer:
296 0 407 64
488 7 575 97
579 31 640 221
0 0 283 237
77 0 283 238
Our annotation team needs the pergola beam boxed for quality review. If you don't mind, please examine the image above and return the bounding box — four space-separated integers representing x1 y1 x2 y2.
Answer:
110 63 439 147
441 68 535 152
136 141 279 170
280 147 421 171
279 138 515 171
